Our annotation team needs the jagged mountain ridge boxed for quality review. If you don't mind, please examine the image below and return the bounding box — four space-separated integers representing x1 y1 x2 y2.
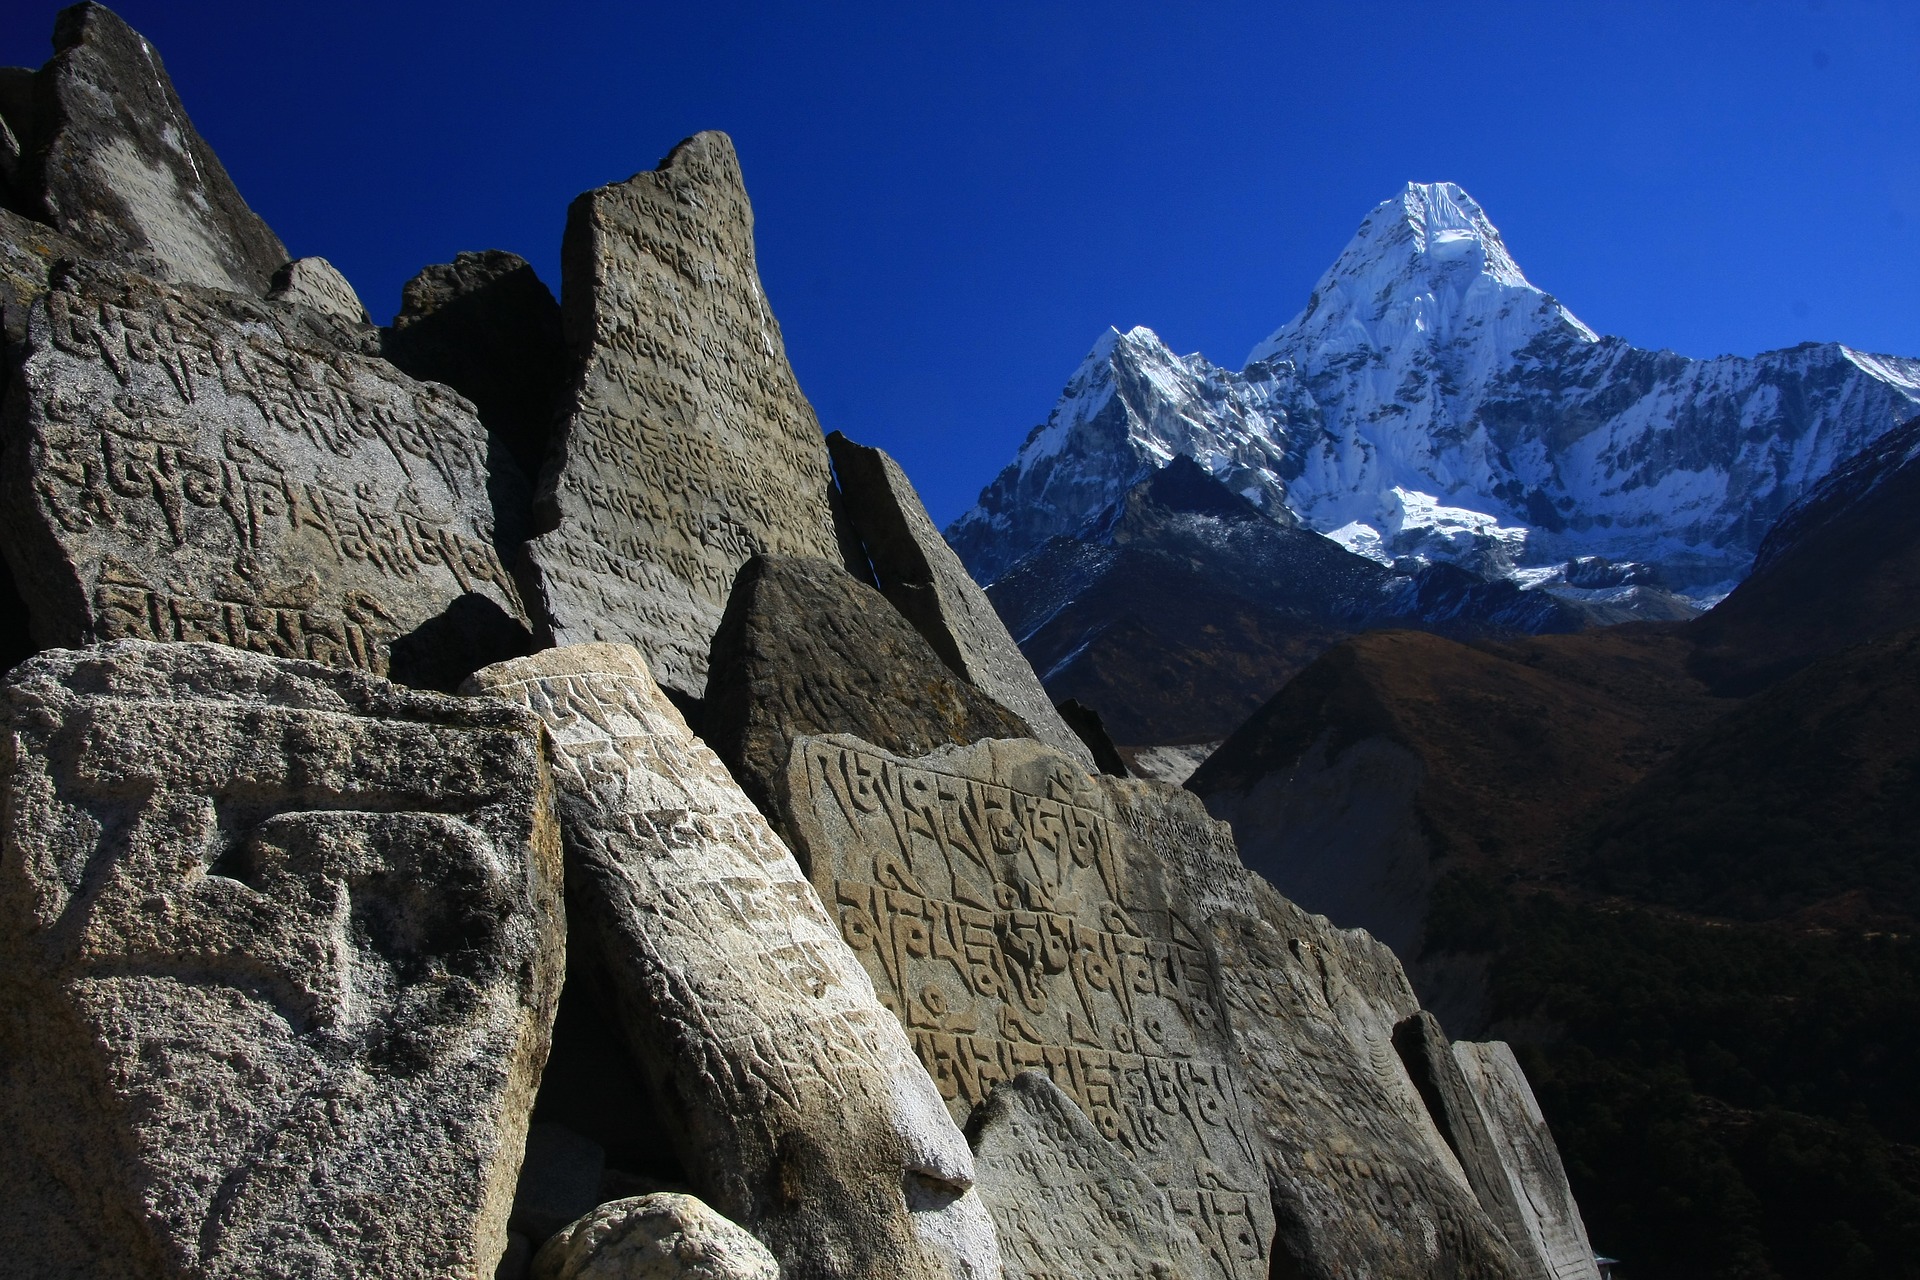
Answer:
947 182 1920 597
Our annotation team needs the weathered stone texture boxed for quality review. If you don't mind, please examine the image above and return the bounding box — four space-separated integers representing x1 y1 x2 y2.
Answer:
1201 876 1523 1280
1 206 81 348
522 132 842 700
268 255 371 326
0 261 529 680
0 640 566 1279
1452 1043 1602 1280
826 431 1094 768
384 248 568 484
27 4 289 294
778 733 1273 1280
967 1070 1207 1280
464 644 1000 1280
704 554 1028 819
532 1194 780 1280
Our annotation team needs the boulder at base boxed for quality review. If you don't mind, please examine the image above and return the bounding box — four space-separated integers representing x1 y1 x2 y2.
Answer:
464 643 1000 1280
532 1193 779 1280
0 640 565 1279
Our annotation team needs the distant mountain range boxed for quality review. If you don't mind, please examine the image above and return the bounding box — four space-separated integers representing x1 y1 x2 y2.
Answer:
948 182 1920 599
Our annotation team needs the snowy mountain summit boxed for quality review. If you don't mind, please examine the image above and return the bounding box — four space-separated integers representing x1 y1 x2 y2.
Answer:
948 182 1920 598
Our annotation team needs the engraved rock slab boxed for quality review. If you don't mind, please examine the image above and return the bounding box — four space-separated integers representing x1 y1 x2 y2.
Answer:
778 733 1273 1280
268 256 371 326
522 132 842 700
532 1193 780 1280
1452 1043 1601 1280
704 554 1027 820
0 640 566 1279
27 4 290 295
464 644 1000 1280
0 262 528 677
826 432 1094 769
966 1070 1207 1280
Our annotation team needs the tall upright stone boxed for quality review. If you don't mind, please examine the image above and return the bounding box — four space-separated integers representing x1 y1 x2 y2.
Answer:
0 640 565 1279
826 431 1095 769
464 644 1001 1280
1452 1043 1602 1280
26 3 290 295
522 133 843 700
0 261 529 682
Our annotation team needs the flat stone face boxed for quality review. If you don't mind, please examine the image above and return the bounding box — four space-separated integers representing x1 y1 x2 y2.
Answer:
30 4 289 295
966 1070 1206 1280
1 262 527 678
703 554 1028 820
826 432 1094 769
778 733 1272 1280
1452 1043 1601 1280
522 133 841 700
0 640 565 1280
464 644 1000 1280
1201 880 1523 1280
268 256 371 326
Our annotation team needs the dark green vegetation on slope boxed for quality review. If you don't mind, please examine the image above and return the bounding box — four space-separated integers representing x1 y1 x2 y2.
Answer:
1190 419 1920 1280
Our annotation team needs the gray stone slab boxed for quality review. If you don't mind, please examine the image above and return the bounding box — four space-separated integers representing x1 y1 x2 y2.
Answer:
522 133 842 700
0 261 529 681
27 4 289 294
826 431 1094 769
967 1070 1207 1280
777 733 1273 1280
703 554 1028 821
464 644 1001 1280
268 256 370 326
1452 1043 1602 1280
0 639 565 1279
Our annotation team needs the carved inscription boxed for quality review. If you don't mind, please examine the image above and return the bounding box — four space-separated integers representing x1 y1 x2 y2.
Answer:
4 267 523 673
466 646 1001 1280
788 736 1271 1280
524 133 841 698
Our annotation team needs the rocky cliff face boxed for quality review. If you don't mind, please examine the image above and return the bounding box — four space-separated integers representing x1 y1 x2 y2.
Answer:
0 7 1602 1279
949 184 1920 599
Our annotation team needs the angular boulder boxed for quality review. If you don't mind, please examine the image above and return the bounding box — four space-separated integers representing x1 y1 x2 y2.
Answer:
464 643 1001 1280
268 256 371 326
26 3 289 294
703 554 1028 819
532 1194 779 1280
826 431 1094 769
521 132 843 700
1452 1043 1601 1280
0 260 530 682
966 1070 1206 1280
383 248 569 485
0 640 565 1279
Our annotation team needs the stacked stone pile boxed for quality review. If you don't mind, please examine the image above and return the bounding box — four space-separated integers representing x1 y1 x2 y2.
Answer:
0 6 1602 1278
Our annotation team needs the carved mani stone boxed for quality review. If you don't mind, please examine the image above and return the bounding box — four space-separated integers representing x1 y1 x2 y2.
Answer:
703 554 1028 821
1451 1043 1602 1280
777 733 1273 1280
966 1070 1207 1280
1199 877 1524 1280
27 3 290 295
522 132 843 701
268 256 372 327
462 644 1001 1280
0 640 566 1280
0 261 530 681
825 432 1095 770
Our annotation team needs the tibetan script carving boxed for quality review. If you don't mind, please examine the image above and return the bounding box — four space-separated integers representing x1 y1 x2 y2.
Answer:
522 132 842 699
0 263 525 676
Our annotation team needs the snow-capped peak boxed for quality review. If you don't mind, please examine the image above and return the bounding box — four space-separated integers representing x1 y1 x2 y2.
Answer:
1248 181 1596 368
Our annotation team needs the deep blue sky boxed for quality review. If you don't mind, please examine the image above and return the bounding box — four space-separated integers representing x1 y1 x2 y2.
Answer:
7 1 1916 523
